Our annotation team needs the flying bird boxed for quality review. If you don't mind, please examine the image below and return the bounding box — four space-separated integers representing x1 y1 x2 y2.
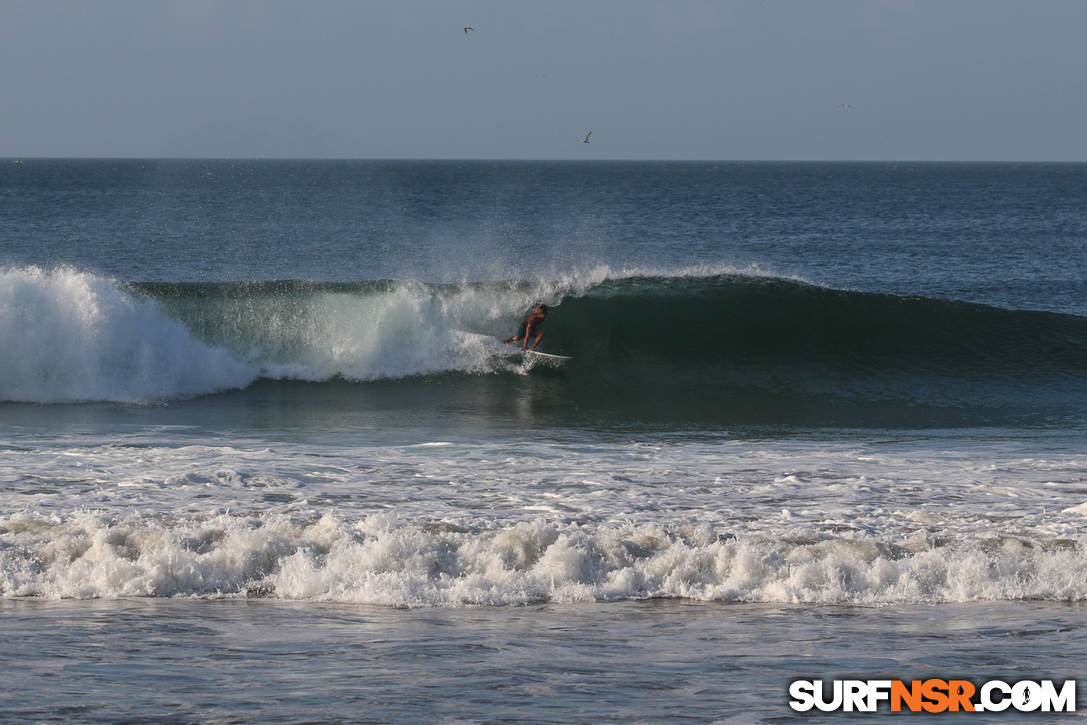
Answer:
580 131 592 144
839 103 854 111
464 26 473 34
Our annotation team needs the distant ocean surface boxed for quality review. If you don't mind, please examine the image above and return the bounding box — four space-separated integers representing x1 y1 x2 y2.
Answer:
2 160 1086 722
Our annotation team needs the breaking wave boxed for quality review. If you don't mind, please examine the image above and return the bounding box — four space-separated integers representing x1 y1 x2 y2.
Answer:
3 266 1086 426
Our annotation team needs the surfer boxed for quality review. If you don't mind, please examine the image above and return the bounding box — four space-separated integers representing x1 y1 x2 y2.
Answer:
505 304 550 351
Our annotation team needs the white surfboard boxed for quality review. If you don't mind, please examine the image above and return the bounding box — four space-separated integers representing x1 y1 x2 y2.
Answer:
512 349 571 369
522 350 570 362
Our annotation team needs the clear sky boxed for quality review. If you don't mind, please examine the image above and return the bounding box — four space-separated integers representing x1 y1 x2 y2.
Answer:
3 0 1086 160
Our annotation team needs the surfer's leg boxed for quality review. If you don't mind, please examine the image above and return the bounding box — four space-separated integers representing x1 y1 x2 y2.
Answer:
506 325 528 345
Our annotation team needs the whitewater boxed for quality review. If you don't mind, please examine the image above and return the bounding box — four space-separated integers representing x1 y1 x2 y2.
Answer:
5 420 1087 605
1 263 683 401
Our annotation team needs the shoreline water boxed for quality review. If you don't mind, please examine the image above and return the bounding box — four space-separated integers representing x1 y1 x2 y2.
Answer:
2 598 1084 723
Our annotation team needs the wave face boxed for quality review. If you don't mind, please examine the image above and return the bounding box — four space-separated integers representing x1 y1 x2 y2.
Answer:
4 267 1087 426
548 275 1087 425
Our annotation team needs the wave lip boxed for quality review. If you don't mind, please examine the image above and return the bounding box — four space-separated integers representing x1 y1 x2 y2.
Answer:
3 513 1084 606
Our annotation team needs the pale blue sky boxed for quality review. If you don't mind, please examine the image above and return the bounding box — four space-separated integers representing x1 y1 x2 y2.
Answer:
3 0 1086 160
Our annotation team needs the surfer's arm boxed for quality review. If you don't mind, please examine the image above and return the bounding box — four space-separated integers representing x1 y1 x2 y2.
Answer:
522 324 533 349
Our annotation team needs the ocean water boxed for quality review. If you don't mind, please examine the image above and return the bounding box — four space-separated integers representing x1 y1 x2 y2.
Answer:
2 160 1086 722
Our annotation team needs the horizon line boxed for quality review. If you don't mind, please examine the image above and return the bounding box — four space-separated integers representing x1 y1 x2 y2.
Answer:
5 156 1087 164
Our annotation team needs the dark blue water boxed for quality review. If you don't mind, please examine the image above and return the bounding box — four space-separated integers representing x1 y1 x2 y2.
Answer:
4 160 1085 312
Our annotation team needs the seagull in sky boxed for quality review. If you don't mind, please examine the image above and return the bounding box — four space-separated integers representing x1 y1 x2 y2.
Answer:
464 26 473 34
580 130 591 144
839 103 854 111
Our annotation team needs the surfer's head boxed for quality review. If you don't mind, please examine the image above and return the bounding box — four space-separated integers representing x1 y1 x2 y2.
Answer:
536 304 550 316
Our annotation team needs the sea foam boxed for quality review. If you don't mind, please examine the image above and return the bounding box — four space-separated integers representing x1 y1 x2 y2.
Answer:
0 267 255 402
3 512 1084 606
